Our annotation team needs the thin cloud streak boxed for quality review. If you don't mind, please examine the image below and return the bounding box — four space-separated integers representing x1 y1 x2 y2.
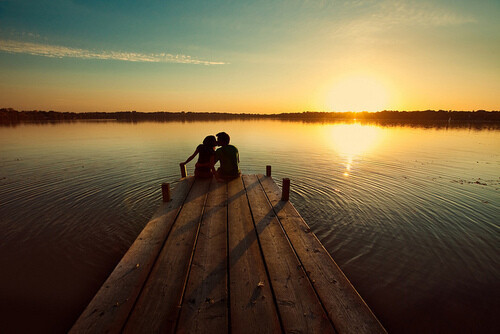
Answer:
330 1 475 40
375 1 476 27
0 40 227 65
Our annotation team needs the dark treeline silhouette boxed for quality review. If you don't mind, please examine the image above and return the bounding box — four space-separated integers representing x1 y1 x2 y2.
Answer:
278 110 500 122
0 108 268 124
1 108 500 127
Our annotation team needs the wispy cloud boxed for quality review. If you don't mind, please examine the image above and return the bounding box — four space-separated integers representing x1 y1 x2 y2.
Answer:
375 1 476 27
0 40 227 65
330 0 476 41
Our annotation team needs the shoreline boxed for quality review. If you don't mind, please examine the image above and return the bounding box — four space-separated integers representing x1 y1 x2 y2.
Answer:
2 108 500 128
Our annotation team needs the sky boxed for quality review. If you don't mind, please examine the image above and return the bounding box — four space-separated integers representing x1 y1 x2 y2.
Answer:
0 0 499 113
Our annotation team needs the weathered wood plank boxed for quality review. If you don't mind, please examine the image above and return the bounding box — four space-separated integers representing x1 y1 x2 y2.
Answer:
176 179 228 333
242 175 335 334
258 175 386 334
123 178 212 334
227 177 281 334
69 177 195 334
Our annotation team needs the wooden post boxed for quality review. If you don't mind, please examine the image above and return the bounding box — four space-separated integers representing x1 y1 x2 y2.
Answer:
180 163 187 178
266 165 272 177
281 178 290 201
161 183 171 202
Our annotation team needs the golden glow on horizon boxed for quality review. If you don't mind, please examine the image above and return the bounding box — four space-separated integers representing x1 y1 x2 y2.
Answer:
328 123 385 157
326 75 391 112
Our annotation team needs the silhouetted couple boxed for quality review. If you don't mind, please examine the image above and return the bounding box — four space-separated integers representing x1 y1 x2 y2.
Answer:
182 132 240 181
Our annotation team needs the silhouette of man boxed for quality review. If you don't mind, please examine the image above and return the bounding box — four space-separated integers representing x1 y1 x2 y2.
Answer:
215 132 240 179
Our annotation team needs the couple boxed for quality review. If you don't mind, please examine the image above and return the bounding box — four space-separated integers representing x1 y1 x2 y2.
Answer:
182 131 240 180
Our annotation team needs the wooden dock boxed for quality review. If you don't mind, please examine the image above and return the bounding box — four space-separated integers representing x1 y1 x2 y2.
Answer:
70 171 386 334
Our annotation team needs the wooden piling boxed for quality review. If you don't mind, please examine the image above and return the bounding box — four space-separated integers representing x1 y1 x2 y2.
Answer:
180 163 187 178
266 165 272 177
282 178 290 201
161 183 171 202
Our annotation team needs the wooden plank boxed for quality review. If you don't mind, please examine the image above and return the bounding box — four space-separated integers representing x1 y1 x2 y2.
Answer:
69 177 195 334
176 179 228 333
258 175 387 334
123 178 212 333
242 175 335 334
227 177 281 334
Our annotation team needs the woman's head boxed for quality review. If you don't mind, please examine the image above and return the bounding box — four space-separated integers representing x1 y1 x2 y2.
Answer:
203 135 217 147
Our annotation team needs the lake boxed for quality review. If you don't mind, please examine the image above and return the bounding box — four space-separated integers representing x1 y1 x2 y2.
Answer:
0 120 499 333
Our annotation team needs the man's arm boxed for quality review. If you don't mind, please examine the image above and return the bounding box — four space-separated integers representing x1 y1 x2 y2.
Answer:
214 149 220 165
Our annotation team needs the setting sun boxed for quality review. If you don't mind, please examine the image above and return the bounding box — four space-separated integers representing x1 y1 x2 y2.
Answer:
0 0 498 332
326 75 391 112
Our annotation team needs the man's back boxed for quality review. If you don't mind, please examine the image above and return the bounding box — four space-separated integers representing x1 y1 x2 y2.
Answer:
215 144 240 177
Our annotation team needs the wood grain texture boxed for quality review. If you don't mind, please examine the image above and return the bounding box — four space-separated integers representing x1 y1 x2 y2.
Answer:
227 177 281 334
176 180 228 334
123 178 212 334
69 177 195 334
243 175 335 334
71 174 385 334
258 175 387 334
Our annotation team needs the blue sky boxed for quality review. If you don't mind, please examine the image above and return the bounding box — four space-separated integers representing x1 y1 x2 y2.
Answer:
1 0 499 112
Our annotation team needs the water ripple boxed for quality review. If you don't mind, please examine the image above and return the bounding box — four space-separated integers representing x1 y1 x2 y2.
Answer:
0 121 499 333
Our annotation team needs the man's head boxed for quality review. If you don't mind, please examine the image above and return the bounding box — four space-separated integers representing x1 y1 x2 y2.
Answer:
216 132 230 146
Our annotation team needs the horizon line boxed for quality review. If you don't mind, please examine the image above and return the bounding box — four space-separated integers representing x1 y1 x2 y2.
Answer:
2 108 499 114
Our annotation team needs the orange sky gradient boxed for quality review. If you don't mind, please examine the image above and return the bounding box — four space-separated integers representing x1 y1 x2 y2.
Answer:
0 1 499 113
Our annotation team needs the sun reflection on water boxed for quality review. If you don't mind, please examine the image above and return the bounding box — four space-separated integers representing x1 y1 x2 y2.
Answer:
325 123 385 176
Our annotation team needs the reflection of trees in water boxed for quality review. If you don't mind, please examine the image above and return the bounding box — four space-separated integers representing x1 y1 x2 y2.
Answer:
345 119 500 130
1 108 500 130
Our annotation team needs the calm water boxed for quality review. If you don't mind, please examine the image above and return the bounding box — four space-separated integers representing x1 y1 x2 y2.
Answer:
0 120 499 333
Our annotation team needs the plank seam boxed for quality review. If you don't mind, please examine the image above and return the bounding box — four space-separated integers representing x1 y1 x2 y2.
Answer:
120 177 197 332
226 181 231 334
257 175 340 334
174 177 213 333
242 176 285 334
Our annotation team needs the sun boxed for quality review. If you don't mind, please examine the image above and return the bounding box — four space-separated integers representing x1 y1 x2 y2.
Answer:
326 75 390 112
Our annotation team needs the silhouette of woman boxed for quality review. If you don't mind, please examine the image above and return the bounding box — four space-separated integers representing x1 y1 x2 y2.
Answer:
182 135 217 178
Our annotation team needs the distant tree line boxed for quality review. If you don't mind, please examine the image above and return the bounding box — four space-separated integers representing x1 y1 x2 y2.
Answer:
276 110 500 122
1 108 499 126
0 108 269 124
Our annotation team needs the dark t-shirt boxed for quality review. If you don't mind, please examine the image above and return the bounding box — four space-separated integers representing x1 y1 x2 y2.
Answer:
215 145 240 176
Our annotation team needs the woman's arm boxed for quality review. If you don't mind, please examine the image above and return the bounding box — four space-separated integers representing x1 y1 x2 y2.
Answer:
183 149 199 165
195 155 216 171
